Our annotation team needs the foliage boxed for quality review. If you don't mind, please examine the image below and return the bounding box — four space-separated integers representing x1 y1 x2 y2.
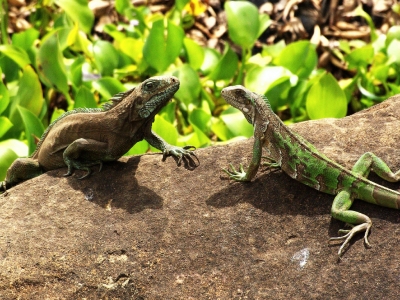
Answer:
0 0 399 179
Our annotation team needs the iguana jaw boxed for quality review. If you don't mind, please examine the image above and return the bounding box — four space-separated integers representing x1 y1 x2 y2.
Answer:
221 85 256 125
138 76 180 119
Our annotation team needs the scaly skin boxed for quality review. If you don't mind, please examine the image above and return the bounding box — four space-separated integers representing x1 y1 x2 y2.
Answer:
222 85 400 257
1 76 198 190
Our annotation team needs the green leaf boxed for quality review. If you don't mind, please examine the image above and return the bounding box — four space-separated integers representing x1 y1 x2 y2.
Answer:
119 37 144 63
208 43 238 81
93 40 120 76
16 65 44 116
11 28 40 51
38 32 69 94
276 41 317 79
151 115 178 151
183 38 204 70
115 0 131 14
173 64 201 106
189 108 211 134
225 1 259 49
54 0 94 33
126 140 149 155
387 39 400 64
306 72 347 119
0 117 13 138
92 77 126 100
245 66 292 95
17 106 45 154
220 107 253 138
386 25 400 46
345 44 374 70
74 85 98 108
0 81 10 115
0 45 30 68
143 19 184 72
200 48 220 75
176 0 190 11
0 147 19 181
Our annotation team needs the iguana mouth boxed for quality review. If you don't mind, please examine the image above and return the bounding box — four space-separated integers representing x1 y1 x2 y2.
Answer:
138 80 180 118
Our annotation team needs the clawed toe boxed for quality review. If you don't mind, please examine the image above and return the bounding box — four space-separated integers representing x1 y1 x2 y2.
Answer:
329 222 372 257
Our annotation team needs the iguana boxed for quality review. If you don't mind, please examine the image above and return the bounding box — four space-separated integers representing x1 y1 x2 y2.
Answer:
0 76 197 191
221 85 400 256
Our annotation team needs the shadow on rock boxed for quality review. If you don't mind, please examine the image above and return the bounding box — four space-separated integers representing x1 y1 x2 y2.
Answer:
207 169 333 217
64 156 164 214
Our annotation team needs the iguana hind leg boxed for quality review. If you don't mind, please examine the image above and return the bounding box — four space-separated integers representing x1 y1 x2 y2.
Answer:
329 190 372 257
63 138 107 179
352 152 400 182
0 158 43 191
328 152 399 256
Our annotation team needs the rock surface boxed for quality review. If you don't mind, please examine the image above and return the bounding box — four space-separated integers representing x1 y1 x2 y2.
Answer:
1 95 400 299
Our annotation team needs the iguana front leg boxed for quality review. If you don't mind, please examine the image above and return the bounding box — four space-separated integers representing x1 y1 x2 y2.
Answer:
223 138 263 181
330 152 400 256
145 131 198 166
63 138 106 179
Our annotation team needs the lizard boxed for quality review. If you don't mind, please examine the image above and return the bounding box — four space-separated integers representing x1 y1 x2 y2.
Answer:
0 75 198 191
221 85 400 256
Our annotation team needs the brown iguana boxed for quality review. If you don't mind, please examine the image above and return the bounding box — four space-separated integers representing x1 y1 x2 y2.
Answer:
1 76 197 191
221 85 400 256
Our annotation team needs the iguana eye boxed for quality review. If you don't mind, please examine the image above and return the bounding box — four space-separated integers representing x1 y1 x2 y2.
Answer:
144 80 158 91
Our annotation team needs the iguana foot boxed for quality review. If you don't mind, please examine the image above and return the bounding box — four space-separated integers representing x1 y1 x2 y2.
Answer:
222 163 250 181
261 156 280 168
329 222 372 257
162 145 199 166
63 159 103 179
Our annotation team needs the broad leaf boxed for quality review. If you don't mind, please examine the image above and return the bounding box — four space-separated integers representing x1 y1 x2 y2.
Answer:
276 41 317 79
143 19 184 72
306 72 347 119
54 0 94 33
225 1 259 49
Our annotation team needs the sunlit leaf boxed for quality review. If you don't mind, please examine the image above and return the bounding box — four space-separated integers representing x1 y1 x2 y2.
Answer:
143 19 184 72
0 81 9 115
38 32 69 94
54 0 94 33
306 72 347 119
225 1 259 49
208 43 238 81
276 41 317 79
220 107 253 138
92 77 126 100
0 147 19 181
75 85 98 108
150 115 178 151
345 44 374 70
16 65 44 116
0 117 13 138
173 64 201 106
93 40 119 76
0 45 30 68
17 106 45 154
183 38 204 70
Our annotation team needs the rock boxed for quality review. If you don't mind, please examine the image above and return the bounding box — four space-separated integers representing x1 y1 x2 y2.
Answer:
1 95 400 299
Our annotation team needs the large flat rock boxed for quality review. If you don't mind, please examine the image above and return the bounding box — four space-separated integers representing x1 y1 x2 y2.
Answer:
1 95 400 299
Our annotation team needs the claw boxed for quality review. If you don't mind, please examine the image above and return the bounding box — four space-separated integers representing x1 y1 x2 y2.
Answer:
329 222 372 256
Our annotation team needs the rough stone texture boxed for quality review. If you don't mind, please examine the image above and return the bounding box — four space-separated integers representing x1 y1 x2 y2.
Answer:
1 95 400 299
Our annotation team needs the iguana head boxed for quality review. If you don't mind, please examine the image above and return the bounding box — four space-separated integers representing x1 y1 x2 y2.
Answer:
110 76 180 121
221 85 258 124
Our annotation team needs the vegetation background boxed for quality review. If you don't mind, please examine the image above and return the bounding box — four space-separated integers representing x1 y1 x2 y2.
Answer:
0 0 399 180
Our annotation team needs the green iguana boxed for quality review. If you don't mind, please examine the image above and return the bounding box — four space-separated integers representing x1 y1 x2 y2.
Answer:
221 85 400 256
1 76 197 191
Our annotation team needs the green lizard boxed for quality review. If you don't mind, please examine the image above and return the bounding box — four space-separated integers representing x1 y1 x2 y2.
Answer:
1 76 197 191
221 85 400 256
